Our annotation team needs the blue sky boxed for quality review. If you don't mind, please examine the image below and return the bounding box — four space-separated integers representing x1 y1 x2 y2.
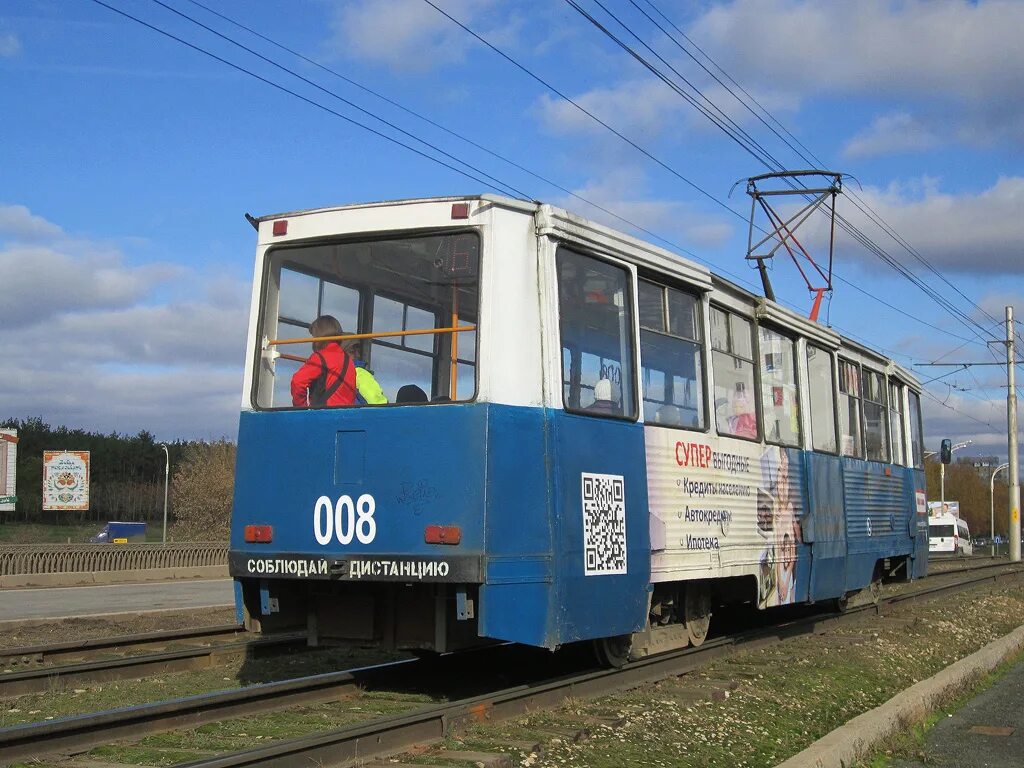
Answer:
1 0 1022 458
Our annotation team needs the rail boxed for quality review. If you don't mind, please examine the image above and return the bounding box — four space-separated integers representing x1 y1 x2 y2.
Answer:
0 543 227 575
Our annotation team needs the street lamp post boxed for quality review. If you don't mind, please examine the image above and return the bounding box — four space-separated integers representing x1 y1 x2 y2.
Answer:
159 444 170 545
991 462 1009 557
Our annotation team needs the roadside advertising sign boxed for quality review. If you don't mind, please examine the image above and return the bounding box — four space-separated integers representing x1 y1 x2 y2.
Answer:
0 429 16 511
927 500 960 518
42 450 90 511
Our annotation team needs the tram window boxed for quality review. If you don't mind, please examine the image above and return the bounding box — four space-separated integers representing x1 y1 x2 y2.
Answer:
258 231 479 408
638 280 705 429
908 391 925 469
838 359 863 457
759 326 800 447
711 307 758 440
806 345 837 453
889 381 906 465
862 368 889 462
557 248 636 418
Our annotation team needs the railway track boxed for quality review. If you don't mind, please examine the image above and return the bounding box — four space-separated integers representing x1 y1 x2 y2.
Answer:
3 563 1022 767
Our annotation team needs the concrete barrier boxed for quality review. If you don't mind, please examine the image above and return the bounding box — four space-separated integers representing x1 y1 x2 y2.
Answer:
776 623 1024 768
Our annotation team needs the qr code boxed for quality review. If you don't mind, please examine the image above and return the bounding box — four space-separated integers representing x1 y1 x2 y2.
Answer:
581 473 627 576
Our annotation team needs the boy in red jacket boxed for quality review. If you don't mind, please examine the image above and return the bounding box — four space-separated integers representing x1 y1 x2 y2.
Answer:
290 315 358 407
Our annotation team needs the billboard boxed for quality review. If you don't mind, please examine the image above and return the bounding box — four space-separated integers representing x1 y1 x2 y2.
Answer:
928 501 960 518
0 429 16 511
42 451 90 511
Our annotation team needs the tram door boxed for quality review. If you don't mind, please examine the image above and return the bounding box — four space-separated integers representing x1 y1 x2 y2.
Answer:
546 246 652 644
803 454 848 600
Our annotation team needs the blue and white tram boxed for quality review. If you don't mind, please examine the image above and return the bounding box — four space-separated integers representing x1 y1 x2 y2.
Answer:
229 195 929 665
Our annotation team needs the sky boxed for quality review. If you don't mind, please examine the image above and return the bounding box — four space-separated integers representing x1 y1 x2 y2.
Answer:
1 0 1022 459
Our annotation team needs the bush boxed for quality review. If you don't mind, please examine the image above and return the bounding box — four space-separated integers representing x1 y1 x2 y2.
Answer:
170 440 236 542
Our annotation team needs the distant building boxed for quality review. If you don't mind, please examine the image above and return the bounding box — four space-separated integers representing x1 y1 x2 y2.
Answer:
956 455 1002 479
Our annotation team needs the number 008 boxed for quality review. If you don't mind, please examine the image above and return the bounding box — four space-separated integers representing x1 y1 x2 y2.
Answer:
313 494 376 546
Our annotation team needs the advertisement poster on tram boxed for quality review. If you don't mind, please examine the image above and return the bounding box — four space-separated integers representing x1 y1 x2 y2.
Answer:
928 501 960 518
0 429 17 512
42 450 90 511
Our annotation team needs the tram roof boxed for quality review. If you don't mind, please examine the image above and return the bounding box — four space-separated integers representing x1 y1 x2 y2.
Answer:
253 194 919 389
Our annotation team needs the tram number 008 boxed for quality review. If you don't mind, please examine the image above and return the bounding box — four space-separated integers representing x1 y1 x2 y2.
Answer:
313 494 377 546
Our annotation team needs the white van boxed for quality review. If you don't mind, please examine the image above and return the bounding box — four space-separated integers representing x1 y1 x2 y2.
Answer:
929 514 973 556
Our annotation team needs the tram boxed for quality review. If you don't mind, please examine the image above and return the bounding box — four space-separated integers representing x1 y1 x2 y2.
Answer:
229 195 929 665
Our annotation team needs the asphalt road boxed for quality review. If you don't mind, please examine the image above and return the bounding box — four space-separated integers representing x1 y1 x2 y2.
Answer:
894 657 1024 768
0 579 234 621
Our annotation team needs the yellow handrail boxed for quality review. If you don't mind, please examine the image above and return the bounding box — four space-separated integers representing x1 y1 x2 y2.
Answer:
267 325 476 347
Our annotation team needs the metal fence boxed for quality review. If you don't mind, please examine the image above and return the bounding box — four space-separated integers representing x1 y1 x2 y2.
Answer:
0 543 227 575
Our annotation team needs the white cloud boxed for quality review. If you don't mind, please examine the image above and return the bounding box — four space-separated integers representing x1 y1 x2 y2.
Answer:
0 205 249 440
691 0 1024 147
0 34 20 58
554 169 733 250
0 204 64 241
780 176 1024 275
326 0 513 73
843 112 942 159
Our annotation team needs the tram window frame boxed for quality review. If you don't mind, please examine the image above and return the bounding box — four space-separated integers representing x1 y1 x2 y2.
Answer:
254 229 482 410
888 379 906 466
637 277 707 432
556 246 638 421
805 344 839 455
862 367 889 463
757 324 801 448
838 358 864 458
710 305 760 442
908 390 925 469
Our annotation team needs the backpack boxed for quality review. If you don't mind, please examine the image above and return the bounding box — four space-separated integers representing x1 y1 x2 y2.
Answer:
308 350 352 408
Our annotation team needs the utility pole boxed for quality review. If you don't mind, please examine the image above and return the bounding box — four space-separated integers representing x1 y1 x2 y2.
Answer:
1007 306 1020 562
160 444 170 545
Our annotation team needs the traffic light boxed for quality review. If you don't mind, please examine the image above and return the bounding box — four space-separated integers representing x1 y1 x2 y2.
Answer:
940 438 952 464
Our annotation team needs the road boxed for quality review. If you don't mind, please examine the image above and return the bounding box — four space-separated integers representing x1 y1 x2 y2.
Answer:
0 579 234 622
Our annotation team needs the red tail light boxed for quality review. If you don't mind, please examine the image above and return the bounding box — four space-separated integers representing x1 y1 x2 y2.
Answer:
451 203 469 219
272 219 288 236
244 525 273 543
425 525 461 545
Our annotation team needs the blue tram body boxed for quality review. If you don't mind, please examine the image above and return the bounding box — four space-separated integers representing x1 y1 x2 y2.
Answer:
230 196 928 660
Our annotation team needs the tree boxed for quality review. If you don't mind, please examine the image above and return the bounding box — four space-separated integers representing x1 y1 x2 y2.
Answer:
170 440 236 542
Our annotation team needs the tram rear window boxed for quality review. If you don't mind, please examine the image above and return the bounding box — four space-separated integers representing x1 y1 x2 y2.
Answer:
256 232 479 408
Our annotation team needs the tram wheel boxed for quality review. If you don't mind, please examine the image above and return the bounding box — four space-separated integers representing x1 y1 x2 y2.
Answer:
593 634 633 668
684 583 712 647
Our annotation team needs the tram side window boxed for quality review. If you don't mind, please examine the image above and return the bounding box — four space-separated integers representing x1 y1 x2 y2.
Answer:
805 344 837 453
638 279 705 429
557 248 636 418
908 390 925 469
889 380 906 465
710 307 758 439
862 368 889 462
838 359 863 457
758 326 800 446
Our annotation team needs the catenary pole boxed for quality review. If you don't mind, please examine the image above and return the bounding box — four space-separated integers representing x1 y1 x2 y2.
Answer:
1007 307 1020 562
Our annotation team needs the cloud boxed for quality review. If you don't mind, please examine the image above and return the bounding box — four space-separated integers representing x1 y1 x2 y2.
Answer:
778 176 1024 276
325 0 514 73
554 169 733 250
0 205 249 440
0 33 20 58
843 112 942 159
0 204 64 241
691 0 1024 147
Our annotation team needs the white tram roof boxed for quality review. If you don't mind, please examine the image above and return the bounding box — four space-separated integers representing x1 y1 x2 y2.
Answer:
253 194 920 391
